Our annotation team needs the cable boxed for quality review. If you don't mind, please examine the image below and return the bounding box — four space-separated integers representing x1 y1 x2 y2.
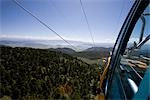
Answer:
12 0 78 50
79 0 95 47
114 0 126 35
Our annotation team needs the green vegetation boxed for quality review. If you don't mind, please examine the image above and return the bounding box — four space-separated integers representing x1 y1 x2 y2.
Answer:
77 57 100 65
75 50 110 60
0 46 99 99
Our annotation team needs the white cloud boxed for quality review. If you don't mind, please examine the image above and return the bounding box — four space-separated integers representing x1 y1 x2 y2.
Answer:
0 34 117 44
0 34 61 40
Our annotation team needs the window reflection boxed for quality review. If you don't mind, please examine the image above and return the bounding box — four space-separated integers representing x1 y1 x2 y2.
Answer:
119 4 150 98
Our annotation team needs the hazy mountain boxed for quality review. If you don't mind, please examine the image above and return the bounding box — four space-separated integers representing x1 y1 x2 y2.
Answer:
0 37 114 51
84 47 113 52
76 47 113 59
0 40 49 49
49 48 76 55
49 47 113 59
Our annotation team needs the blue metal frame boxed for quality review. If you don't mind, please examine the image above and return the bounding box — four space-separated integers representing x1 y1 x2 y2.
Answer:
105 0 149 99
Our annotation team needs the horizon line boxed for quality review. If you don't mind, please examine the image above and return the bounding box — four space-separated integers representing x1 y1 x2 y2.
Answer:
0 35 115 44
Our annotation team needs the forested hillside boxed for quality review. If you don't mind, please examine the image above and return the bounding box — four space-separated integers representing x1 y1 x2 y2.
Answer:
50 47 112 60
0 46 99 99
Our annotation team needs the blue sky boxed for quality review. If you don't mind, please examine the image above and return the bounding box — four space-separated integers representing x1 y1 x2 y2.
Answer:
1 0 134 43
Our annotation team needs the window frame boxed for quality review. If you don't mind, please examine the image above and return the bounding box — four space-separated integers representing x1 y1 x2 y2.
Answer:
105 0 149 99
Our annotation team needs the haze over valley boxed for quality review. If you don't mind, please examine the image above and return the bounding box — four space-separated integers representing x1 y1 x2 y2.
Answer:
0 37 114 51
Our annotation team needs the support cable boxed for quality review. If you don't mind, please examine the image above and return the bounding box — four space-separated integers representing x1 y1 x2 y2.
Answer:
12 0 78 50
79 0 95 47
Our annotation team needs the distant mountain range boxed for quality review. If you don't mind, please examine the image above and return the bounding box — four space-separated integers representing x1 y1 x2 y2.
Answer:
49 47 113 59
0 37 114 59
0 37 114 51
50 48 76 55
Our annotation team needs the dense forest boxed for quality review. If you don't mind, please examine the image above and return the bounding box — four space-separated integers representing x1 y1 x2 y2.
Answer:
0 46 99 99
